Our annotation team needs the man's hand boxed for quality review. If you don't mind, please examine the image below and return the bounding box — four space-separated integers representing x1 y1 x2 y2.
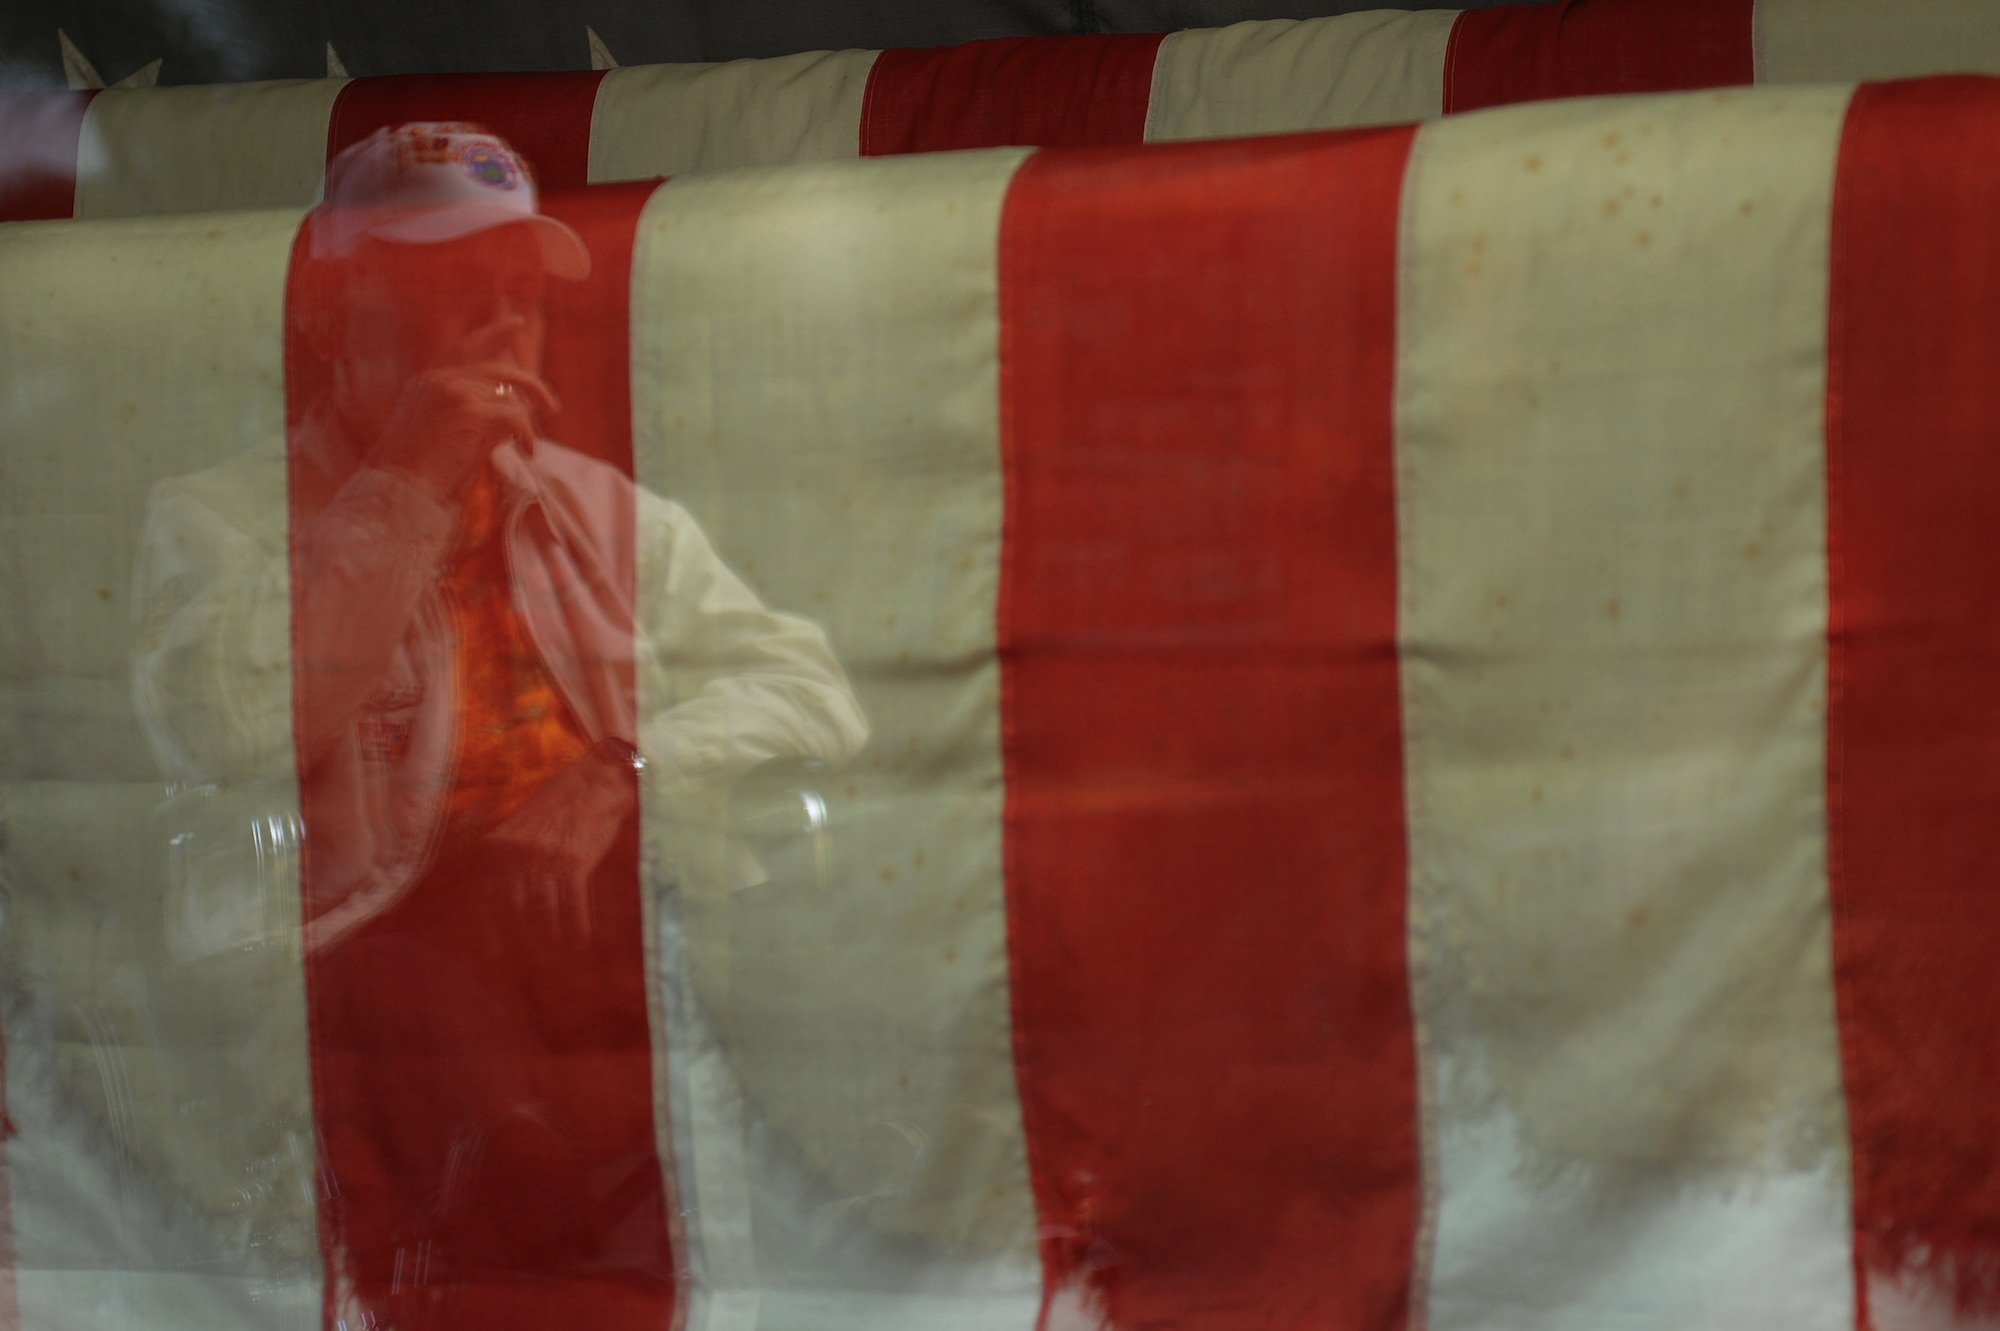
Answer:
477 738 639 943
371 322 560 503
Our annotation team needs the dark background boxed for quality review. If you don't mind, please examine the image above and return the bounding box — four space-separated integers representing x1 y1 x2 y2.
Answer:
0 0 1519 91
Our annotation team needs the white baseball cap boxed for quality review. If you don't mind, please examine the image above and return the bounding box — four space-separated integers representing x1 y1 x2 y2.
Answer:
311 122 591 280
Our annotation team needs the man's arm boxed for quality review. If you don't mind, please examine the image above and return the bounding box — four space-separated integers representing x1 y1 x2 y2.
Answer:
131 461 456 783
635 493 870 793
131 468 296 784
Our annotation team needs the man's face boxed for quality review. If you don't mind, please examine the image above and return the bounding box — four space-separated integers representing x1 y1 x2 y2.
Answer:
332 224 549 448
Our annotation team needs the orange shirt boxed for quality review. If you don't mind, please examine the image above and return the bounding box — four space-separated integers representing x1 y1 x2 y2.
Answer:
441 470 590 837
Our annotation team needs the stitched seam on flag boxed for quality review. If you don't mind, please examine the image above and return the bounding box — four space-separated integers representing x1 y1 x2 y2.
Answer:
279 212 339 1331
1822 82 1870 1331
993 148 1059 1331
1441 11 1470 115
638 873 694 1331
857 52 889 157
324 77 358 167
73 89 101 220
1138 31 1172 144
628 179 694 1328
584 66 614 185
74 89 101 219
1393 121 1442 1331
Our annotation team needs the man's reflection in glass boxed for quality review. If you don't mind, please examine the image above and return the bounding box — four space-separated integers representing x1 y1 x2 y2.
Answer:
132 123 868 1325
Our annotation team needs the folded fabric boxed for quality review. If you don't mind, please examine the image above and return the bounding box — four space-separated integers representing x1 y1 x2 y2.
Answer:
3 75 1999 1329
4 0 1999 222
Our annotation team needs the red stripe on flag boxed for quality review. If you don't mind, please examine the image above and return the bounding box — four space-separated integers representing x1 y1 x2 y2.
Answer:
539 182 657 476
1828 77 2000 1328
999 127 1420 1330
1443 0 1754 114
285 179 677 1329
326 72 608 189
0 91 96 222
860 35 1164 156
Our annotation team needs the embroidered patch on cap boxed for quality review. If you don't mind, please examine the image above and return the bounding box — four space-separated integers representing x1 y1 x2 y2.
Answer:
391 122 476 168
459 142 521 191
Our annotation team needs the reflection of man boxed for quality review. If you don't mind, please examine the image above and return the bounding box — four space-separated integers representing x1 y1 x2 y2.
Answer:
134 122 868 941
130 123 867 1325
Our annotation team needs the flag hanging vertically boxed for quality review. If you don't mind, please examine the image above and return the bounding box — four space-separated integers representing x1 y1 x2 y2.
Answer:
3 74 2000 1331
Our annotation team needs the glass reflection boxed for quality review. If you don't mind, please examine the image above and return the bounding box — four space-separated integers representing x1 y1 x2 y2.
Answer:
130 123 867 1325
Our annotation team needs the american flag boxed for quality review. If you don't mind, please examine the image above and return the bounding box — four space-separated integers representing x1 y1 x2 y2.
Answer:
2 45 1999 1331
3 0 1998 222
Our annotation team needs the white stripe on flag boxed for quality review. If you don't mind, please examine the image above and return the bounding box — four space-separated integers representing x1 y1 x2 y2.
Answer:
1755 0 2000 85
1395 87 1856 1331
1143 10 1455 143
628 149 1040 1328
73 82 345 220
0 208 317 1329
588 51 877 186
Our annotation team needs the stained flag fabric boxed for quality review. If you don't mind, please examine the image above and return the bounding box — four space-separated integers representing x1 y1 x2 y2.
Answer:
6 0 2000 222
3 72 2000 1331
